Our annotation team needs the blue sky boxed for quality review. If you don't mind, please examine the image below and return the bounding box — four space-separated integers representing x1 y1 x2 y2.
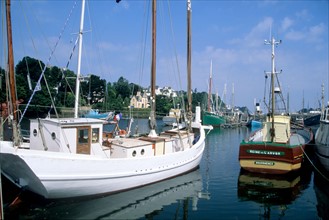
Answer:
2 0 328 112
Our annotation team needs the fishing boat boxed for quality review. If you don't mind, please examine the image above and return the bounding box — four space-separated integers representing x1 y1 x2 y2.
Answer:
0 0 211 199
238 37 313 174
202 60 226 127
315 84 329 171
247 101 264 129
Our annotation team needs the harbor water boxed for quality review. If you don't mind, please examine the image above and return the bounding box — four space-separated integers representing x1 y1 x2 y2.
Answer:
2 119 328 219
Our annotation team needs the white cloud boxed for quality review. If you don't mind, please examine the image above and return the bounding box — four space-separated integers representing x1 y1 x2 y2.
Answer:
308 23 326 41
281 17 294 31
295 9 310 21
243 17 274 48
285 30 305 40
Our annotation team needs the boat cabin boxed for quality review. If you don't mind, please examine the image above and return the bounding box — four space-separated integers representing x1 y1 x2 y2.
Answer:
29 118 104 154
262 115 291 143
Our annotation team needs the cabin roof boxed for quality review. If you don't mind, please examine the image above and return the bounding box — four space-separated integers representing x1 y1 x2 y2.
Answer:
30 118 105 127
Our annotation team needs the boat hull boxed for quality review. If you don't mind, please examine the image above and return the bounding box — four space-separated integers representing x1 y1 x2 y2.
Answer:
0 127 206 199
202 111 225 127
239 128 312 174
239 142 304 174
315 120 329 171
82 110 113 120
1 129 205 198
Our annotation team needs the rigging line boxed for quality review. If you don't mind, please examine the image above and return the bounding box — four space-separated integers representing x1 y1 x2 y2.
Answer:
20 1 76 73
47 35 79 117
274 71 287 113
299 142 329 182
166 0 183 92
19 1 78 124
137 0 150 90
165 0 186 116
263 73 269 110
86 1 108 83
18 0 66 117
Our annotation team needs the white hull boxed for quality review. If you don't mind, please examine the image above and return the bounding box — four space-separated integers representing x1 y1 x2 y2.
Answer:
315 120 329 171
0 122 206 199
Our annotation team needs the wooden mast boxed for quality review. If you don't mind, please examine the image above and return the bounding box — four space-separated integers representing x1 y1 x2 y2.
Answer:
187 0 192 130
148 0 157 137
207 60 212 112
6 0 19 145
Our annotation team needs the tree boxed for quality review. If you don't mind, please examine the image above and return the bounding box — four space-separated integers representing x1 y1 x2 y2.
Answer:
156 95 173 115
114 77 131 100
0 67 6 104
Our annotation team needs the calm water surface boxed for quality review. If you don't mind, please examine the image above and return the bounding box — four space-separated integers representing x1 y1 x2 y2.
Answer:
2 119 329 219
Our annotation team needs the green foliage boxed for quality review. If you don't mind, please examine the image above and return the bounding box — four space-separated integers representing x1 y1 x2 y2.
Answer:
0 67 6 103
113 77 131 100
1 56 228 118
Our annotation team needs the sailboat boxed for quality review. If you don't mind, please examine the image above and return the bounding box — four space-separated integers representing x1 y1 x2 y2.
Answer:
0 0 211 199
238 37 313 174
202 60 226 127
315 84 329 172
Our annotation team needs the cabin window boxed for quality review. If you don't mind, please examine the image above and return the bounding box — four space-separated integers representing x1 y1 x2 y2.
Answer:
141 149 145 155
33 129 37 137
51 132 56 140
92 128 99 143
78 128 89 144
132 150 137 157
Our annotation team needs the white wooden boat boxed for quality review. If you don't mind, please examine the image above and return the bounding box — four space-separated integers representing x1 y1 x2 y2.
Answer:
0 0 212 199
315 100 329 171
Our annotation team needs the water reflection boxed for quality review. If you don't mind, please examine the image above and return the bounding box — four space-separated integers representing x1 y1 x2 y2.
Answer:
237 169 311 219
313 169 329 220
5 169 207 219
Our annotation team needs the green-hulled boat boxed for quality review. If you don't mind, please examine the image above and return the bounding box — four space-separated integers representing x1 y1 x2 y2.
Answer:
202 60 226 127
202 111 226 127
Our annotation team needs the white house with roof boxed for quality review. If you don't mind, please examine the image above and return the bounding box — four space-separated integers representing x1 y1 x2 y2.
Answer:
130 86 178 109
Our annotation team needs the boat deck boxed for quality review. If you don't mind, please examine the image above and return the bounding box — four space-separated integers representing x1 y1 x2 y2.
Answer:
247 131 310 146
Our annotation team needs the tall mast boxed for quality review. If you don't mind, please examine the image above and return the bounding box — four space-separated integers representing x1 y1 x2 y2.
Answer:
265 36 281 141
207 60 212 112
74 0 86 118
6 0 19 145
187 0 192 130
148 0 157 137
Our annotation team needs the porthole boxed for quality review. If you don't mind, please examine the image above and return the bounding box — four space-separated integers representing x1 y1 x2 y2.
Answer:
51 132 56 140
141 149 145 155
132 150 137 157
33 129 37 137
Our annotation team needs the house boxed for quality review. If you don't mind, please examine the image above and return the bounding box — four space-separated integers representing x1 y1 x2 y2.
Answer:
129 86 178 109
130 91 149 109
